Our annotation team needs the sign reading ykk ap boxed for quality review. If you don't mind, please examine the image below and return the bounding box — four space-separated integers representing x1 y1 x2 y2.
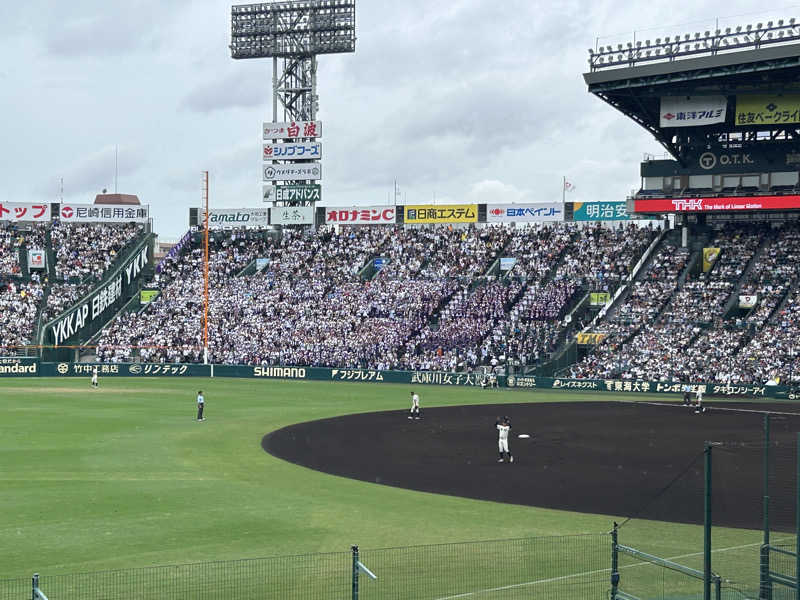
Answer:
262 121 322 140
404 204 478 224
49 246 150 345
263 143 321 161
0 202 50 222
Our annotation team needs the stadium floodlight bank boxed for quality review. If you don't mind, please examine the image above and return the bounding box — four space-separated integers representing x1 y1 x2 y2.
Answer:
589 17 799 70
230 1 356 58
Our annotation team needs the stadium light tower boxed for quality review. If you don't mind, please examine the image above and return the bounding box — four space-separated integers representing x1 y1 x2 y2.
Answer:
230 1 356 210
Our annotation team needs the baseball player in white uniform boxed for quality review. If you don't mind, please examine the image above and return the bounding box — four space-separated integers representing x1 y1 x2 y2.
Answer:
694 388 705 414
409 391 421 420
496 416 513 463
197 391 205 421
91 367 99 389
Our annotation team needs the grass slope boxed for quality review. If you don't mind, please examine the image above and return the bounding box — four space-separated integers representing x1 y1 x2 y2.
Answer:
0 377 772 596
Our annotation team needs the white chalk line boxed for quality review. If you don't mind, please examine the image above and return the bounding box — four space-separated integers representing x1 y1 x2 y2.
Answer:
431 536 794 600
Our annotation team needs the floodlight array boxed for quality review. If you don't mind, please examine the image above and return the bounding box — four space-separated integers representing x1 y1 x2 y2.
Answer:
231 0 356 58
589 18 800 70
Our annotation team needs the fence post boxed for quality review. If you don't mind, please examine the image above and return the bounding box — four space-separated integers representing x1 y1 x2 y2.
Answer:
352 545 359 600
611 523 620 600
704 441 713 600
762 413 773 600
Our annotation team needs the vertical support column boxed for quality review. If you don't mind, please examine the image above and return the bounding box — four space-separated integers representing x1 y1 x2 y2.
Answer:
762 413 773 600
610 523 620 600
704 441 713 600
352 545 359 600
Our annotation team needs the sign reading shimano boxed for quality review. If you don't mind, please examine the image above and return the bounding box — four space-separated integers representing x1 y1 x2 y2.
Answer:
47 246 150 346
486 203 563 223
206 208 270 229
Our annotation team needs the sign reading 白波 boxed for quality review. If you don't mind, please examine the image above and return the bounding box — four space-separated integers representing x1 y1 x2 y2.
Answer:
58 203 150 223
270 206 314 226
325 206 396 225
486 203 563 223
263 163 322 182
206 208 270 229
263 142 322 161
659 96 727 127
0 202 50 222
262 120 322 140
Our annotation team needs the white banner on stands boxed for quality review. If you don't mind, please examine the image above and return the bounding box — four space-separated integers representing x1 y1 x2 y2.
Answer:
0 202 51 222
58 203 150 223
659 96 727 127
270 206 314 226
205 208 270 229
486 203 563 223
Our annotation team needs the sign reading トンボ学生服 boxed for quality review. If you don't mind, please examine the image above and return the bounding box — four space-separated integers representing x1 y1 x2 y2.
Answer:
262 120 322 140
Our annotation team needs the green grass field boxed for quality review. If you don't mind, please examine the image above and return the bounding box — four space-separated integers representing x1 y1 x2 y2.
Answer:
0 378 783 598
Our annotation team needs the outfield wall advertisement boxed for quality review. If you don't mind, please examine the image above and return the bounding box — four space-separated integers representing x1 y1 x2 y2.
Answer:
325 206 396 224
58 203 150 223
572 201 630 221
634 195 800 213
486 203 563 223
404 204 478 224
6 360 790 397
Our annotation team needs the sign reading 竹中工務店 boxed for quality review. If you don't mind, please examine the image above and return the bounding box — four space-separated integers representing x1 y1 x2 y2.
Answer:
0 202 50 222
486 203 563 223
262 121 322 139
58 203 150 223
47 245 150 346
206 208 270 229
404 204 477 224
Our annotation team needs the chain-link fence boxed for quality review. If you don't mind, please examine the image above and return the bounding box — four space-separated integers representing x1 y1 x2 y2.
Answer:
0 534 611 600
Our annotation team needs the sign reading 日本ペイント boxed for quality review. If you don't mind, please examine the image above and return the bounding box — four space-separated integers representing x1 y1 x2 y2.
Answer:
486 203 563 223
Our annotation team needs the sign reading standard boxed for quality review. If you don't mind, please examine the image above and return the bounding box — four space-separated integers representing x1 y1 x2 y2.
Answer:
49 246 150 346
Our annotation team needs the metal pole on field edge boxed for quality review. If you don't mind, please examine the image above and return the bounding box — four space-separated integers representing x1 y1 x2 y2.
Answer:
32 573 38 600
611 523 620 600
762 413 773 600
796 433 799 600
352 545 359 600
704 441 712 600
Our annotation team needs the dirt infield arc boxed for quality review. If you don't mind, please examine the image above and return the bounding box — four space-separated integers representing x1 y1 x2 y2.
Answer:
263 401 800 530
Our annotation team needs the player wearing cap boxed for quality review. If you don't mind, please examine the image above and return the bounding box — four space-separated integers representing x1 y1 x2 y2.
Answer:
408 391 421 420
496 416 514 463
196 390 205 421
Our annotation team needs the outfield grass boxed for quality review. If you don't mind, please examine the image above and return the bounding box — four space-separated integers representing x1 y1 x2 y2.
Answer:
0 377 775 597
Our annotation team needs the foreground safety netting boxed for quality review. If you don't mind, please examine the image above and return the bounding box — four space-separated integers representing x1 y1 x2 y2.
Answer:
0 534 611 600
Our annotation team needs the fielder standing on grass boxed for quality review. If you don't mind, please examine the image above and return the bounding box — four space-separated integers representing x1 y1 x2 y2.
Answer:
496 416 513 463
196 390 205 421
91 366 99 389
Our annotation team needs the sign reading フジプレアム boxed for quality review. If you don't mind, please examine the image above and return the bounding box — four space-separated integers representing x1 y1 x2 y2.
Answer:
404 204 477 224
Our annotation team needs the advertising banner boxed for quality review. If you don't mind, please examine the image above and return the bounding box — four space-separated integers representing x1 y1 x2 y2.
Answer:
47 245 150 346
486 203 563 223
263 163 322 182
572 201 630 221
0 356 39 377
703 247 721 273
735 95 800 126
575 332 607 345
265 185 324 203
739 294 758 309
633 195 800 213
58 204 150 223
41 362 210 377
325 206 396 224
206 208 269 229
404 204 478 224
263 142 321 161
140 289 159 304
0 202 50 222
28 250 46 270
270 206 314 226
262 120 322 139
589 292 611 306
659 96 727 127
500 257 517 271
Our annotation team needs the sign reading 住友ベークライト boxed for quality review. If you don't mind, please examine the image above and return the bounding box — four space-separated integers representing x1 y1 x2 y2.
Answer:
735 95 800 126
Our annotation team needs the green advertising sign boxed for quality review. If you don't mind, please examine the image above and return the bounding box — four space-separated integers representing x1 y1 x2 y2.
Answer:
274 184 321 203
572 201 630 221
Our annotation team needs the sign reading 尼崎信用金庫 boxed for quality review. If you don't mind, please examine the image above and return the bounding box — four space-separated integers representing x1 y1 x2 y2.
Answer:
404 204 477 224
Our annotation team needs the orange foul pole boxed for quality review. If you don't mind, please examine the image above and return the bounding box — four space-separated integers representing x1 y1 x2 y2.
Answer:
202 171 210 364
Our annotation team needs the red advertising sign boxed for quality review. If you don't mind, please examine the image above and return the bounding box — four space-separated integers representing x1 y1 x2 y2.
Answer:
0 202 50 222
325 206 396 225
633 195 800 213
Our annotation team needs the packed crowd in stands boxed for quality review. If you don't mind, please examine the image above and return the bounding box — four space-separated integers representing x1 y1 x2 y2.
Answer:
0 223 46 276
51 222 144 282
0 280 44 348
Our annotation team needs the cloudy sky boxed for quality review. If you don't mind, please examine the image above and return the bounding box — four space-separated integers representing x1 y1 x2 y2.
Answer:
1 0 794 237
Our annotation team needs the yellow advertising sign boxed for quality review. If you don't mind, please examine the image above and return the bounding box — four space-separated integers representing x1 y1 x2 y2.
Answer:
590 292 611 306
140 289 160 304
576 332 607 345
702 247 720 273
404 204 478 224
735 95 800 125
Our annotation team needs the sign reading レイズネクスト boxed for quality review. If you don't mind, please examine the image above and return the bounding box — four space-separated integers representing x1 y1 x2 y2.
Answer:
325 207 395 224
404 204 477 224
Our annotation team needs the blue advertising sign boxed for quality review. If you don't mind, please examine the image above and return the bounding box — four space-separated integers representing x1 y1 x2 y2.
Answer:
572 201 630 221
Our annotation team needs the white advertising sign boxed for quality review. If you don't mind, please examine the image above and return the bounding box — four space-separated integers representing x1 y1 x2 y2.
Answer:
58 203 150 223
28 250 46 269
263 142 321 161
739 294 758 309
263 120 322 140
0 202 51 222
205 208 270 229
486 203 563 223
325 206 396 225
270 206 314 226
659 96 727 127
263 163 322 182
